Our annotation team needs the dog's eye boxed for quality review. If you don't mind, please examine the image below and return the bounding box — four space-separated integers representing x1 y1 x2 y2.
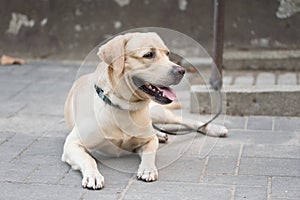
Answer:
143 52 156 59
166 52 170 56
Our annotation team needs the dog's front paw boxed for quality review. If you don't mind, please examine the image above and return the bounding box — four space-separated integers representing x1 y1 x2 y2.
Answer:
203 124 228 137
82 171 104 190
137 164 158 182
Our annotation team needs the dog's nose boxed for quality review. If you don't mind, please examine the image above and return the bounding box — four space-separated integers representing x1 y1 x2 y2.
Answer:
172 66 185 76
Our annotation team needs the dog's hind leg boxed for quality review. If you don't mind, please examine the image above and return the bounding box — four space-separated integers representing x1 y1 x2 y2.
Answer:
150 103 228 137
180 117 228 137
62 128 104 190
149 103 181 143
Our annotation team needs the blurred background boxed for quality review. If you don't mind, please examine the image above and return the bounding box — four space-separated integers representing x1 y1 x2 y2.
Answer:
0 0 299 116
0 0 299 60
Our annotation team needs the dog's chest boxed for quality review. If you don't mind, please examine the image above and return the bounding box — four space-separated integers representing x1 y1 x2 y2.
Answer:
95 118 153 155
93 98 153 154
106 134 148 152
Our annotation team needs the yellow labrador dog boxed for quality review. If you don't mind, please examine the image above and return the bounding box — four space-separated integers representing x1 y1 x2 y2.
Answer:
62 32 228 190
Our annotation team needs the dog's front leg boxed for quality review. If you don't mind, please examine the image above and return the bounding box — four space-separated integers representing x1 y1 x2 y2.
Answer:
137 135 159 182
62 128 104 190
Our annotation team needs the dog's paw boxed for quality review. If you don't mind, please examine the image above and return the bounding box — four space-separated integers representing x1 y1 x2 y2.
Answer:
156 132 168 143
137 164 158 182
202 124 228 137
82 171 104 190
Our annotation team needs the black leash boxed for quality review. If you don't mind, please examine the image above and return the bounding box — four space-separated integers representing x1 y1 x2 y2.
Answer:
152 88 223 135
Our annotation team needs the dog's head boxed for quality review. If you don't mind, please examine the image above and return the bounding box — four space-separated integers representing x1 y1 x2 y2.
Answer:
98 32 185 104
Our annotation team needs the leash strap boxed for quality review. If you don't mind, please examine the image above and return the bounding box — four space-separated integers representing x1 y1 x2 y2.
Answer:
152 89 223 135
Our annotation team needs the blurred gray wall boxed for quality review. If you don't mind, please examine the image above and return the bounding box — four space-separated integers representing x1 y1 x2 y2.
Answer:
0 0 299 59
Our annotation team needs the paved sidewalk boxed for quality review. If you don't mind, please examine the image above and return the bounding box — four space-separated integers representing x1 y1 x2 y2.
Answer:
0 61 299 200
188 68 300 86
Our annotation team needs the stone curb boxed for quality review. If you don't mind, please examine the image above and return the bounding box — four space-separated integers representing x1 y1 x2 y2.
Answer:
190 85 300 116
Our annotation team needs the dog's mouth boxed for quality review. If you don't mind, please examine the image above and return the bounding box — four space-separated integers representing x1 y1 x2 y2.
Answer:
132 77 177 104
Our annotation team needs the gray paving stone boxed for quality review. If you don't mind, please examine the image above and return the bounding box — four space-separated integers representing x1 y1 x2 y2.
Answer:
34 63 73 77
12 86 67 116
270 197 299 200
243 144 300 159
58 168 82 187
56 67 80 83
223 76 233 85
187 140 241 158
1 182 84 200
256 72 275 85
0 114 62 135
24 136 65 156
224 130 299 145
246 116 273 130
26 163 70 184
18 79 71 95
16 153 62 166
0 101 26 117
234 186 267 200
0 65 34 83
206 142 241 158
0 162 37 182
0 131 15 145
20 102 64 117
182 135 214 157
271 177 300 199
278 72 297 85
0 65 16 74
158 156 204 183
274 117 300 131
124 181 231 200
234 75 254 86
12 66 66 83
44 129 69 139
204 175 267 187
156 133 199 167
97 164 134 188
10 79 70 100
0 133 37 163
84 188 123 200
0 80 31 102
206 156 237 176
12 151 70 184
239 157 300 176
224 116 246 130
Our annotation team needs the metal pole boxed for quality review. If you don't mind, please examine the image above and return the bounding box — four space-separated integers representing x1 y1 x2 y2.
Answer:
210 0 225 90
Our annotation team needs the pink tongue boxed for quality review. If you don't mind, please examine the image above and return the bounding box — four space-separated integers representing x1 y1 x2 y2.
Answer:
158 87 177 100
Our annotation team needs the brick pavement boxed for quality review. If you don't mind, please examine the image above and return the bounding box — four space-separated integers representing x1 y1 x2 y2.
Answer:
0 61 299 200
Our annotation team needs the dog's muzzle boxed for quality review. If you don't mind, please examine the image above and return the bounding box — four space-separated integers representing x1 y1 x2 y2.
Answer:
132 65 185 105
172 65 185 76
170 65 185 85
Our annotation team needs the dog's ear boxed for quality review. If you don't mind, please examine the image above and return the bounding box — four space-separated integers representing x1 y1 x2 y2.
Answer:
97 34 128 76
